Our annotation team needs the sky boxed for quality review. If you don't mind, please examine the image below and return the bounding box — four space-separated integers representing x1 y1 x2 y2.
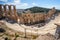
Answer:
0 0 60 9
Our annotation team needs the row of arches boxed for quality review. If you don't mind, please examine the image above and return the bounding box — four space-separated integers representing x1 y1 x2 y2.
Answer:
0 4 56 25
19 7 56 25
0 4 18 22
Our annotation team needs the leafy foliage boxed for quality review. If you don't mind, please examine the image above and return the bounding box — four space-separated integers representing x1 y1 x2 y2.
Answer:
25 6 60 13
25 6 50 13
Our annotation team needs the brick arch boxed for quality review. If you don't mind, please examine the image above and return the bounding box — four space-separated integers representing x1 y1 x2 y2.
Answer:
0 4 19 23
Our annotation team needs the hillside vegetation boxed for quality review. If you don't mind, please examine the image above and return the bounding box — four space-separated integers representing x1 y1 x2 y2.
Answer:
25 6 60 13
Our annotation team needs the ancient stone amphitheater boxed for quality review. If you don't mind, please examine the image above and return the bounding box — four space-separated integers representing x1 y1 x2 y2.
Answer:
0 4 60 40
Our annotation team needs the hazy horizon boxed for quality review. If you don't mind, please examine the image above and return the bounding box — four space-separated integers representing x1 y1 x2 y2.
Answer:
0 0 60 9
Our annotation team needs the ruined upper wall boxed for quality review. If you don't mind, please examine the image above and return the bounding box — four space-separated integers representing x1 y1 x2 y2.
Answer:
47 7 56 18
0 4 18 21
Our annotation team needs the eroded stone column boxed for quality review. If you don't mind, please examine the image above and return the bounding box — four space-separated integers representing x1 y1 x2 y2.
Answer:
0 4 3 18
3 5 7 17
13 5 20 23
8 5 12 16
4 5 7 13
13 5 18 17
0 4 3 13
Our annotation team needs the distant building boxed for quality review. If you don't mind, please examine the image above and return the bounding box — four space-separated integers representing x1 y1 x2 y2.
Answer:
24 10 31 13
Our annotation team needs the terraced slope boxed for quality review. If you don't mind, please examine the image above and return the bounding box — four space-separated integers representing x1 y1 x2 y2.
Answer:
0 13 60 40
1 14 60 35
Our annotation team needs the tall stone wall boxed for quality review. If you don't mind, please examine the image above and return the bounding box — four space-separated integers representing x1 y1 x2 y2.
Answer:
0 4 18 22
0 4 57 25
